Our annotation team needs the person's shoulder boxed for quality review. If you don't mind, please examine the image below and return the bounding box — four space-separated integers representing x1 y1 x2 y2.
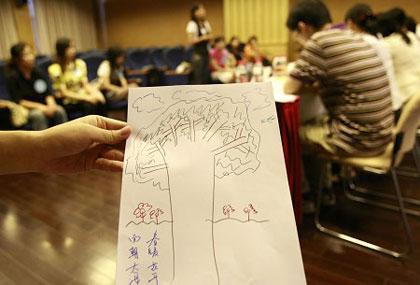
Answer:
312 28 349 41
312 29 369 49
361 33 380 46
186 20 197 29
98 60 110 69
384 33 402 44
4 66 19 80
75 58 87 68
48 63 61 76
97 60 110 77
186 20 198 34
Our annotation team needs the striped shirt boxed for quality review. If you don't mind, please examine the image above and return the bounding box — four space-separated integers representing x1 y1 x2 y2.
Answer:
291 29 394 156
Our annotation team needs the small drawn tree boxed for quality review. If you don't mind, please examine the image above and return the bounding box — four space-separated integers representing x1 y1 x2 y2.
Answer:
133 202 152 223
149 208 164 224
243 203 258 221
222 204 235 219
126 93 261 282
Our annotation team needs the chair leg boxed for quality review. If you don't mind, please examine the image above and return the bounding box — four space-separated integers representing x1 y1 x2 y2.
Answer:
391 169 414 256
396 141 420 178
345 174 420 217
314 167 413 258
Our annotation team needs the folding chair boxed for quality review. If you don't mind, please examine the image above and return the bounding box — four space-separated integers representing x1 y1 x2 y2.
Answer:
315 93 420 258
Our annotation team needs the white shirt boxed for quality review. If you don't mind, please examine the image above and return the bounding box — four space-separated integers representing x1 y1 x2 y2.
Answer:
186 20 212 38
97 60 111 79
362 34 403 111
384 32 420 105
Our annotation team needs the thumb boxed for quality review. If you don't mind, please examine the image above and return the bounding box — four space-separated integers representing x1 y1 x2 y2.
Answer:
90 125 131 145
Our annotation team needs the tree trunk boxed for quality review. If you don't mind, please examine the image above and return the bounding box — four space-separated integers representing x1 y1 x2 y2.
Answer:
166 152 219 285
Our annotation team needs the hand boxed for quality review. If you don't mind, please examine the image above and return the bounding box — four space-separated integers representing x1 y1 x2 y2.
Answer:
95 92 106 104
89 90 106 104
34 115 131 173
0 100 9 108
117 87 129 98
43 105 57 118
84 96 98 104
202 34 212 41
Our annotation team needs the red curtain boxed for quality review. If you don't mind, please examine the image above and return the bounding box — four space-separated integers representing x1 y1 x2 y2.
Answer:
276 99 302 225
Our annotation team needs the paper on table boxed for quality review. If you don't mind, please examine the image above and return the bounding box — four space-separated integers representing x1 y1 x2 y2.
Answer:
269 76 299 103
116 82 306 285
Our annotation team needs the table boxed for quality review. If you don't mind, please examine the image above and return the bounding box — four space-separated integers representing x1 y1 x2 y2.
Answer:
275 95 302 225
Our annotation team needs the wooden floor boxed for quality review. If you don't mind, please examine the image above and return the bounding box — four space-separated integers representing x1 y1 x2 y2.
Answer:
0 159 419 284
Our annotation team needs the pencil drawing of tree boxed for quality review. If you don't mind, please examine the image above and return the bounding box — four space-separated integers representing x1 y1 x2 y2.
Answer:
126 91 261 284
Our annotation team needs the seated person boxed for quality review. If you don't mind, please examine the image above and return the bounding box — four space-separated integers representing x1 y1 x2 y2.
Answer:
97 46 138 102
226 36 245 62
48 38 106 117
0 100 28 130
345 4 403 114
209 36 236 83
285 0 394 202
376 9 420 110
243 35 270 66
5 42 67 130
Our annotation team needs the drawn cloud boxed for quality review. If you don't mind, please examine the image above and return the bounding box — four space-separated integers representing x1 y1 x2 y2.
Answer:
172 89 222 102
132 93 164 113
241 88 272 111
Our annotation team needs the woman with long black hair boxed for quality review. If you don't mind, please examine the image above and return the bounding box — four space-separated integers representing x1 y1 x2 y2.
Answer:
5 42 68 130
377 8 420 108
48 38 106 117
345 4 403 113
186 3 212 84
97 46 138 102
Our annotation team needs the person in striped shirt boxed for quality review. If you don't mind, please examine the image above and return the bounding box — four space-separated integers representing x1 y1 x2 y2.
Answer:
284 0 394 210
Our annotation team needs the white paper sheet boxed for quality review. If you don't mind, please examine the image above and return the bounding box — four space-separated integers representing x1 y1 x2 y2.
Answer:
116 82 306 285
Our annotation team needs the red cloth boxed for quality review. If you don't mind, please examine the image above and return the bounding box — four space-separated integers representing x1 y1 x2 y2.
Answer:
275 98 302 225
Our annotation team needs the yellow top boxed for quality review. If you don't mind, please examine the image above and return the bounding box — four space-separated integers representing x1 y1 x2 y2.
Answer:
48 59 89 104
48 59 88 93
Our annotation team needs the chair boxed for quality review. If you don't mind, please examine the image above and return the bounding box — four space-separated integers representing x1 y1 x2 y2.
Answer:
0 61 10 101
163 46 185 70
35 54 49 64
396 132 420 178
35 56 53 78
150 47 167 70
126 48 151 70
79 51 106 82
184 46 194 63
315 93 420 258
125 48 152 86
163 46 190 85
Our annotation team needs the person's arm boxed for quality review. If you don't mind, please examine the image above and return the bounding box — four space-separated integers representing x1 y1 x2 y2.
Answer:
59 84 95 103
46 95 57 107
210 57 223 72
284 39 326 95
19 99 48 111
186 21 212 45
5 71 23 104
284 77 303 94
187 33 212 45
120 76 129 89
0 115 131 175
101 76 126 94
243 45 255 62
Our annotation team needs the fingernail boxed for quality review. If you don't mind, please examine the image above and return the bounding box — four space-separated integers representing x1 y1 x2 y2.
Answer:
120 126 131 137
